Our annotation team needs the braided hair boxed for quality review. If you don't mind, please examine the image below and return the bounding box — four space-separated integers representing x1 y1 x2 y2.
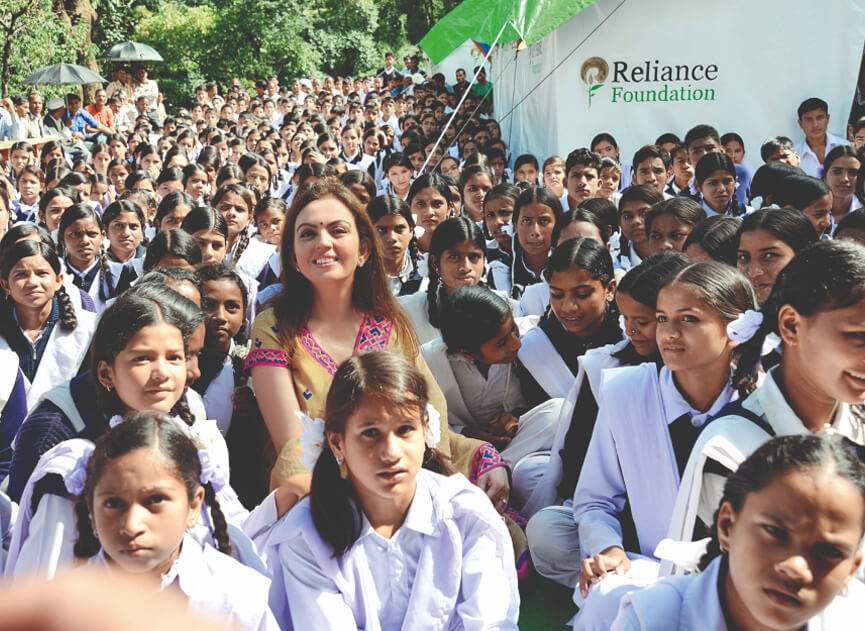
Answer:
211 183 256 266
58 204 116 303
0 240 77 337
74 411 232 559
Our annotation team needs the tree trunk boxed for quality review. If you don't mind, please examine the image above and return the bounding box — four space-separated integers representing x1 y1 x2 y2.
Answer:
0 8 26 98
56 0 97 100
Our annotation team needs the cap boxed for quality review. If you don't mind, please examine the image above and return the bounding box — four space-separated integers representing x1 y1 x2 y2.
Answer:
46 98 65 111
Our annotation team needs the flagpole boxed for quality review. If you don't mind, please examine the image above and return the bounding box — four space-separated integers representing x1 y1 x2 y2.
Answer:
419 18 510 175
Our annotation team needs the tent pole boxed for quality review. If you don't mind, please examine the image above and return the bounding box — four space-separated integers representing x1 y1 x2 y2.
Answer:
419 18 510 175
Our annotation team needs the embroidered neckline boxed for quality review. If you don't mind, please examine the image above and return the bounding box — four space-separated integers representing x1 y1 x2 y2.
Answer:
300 314 394 375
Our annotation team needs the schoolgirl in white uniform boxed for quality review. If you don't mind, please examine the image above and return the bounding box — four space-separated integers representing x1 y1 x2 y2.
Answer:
614 434 865 631
399 216 522 345
571 261 758 629
516 237 622 406
212 183 275 283
0 239 96 412
421 285 559 502
668 241 865 571
58 204 131 313
76 413 280 631
267 352 519 630
524 252 691 586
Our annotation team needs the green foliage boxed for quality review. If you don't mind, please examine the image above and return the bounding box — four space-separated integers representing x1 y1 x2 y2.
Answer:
305 0 379 77
1 0 90 97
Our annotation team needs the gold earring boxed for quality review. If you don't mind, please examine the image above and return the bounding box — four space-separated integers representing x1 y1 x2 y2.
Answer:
336 457 348 479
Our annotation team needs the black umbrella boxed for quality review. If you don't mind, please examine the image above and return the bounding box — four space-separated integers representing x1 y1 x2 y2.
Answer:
100 41 164 62
22 63 106 85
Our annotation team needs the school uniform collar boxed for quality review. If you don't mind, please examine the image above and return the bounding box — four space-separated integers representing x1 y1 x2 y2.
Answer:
392 252 414 284
678 555 727 629
659 366 734 428
65 258 99 281
755 367 861 444
12 296 59 348
356 469 436 541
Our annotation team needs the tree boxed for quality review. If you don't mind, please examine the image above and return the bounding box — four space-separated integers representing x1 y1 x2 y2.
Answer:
0 0 87 97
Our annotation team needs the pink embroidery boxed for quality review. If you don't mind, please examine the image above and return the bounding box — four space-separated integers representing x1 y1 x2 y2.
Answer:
302 314 394 376
244 348 290 370
469 442 508 484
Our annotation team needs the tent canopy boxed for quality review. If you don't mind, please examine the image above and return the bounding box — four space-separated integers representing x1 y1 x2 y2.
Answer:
419 0 597 64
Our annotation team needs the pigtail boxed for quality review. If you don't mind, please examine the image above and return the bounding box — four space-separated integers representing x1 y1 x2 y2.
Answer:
423 446 454 475
407 236 420 277
73 496 101 559
56 285 78 332
172 395 196 427
204 481 233 555
427 269 447 329
0 292 17 343
731 324 767 397
310 448 361 558
697 504 724 571
97 250 116 302
230 226 250 267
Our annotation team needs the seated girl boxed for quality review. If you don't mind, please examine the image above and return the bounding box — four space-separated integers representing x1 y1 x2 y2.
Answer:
75 413 280 630
772 174 833 237
571 261 758 629
423 285 559 476
212 184 274 281
253 197 287 291
367 194 423 297
268 352 519 629
399 216 523 345
668 240 865 568
142 228 202 273
694 152 747 217
181 206 229 266
524 253 690 586
246 180 512 518
488 186 562 299
614 434 865 630
517 237 622 405
483 183 520 268
645 197 707 255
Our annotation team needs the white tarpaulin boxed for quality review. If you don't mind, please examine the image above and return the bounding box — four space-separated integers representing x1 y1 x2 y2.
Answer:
491 0 865 169
428 40 491 86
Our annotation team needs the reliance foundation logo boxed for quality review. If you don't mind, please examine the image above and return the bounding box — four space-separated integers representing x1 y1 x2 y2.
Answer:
580 57 718 107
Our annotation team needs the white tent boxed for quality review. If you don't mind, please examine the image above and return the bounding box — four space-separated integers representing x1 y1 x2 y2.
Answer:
491 0 865 169
428 40 491 87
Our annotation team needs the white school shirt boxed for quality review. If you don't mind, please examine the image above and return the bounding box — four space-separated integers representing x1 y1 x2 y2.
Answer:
794 131 849 178
87 533 279 631
270 469 519 631
664 366 865 576
612 554 863 631
574 364 734 560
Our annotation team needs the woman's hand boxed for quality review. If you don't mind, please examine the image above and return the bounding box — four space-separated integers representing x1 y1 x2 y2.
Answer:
464 426 512 451
231 385 254 415
476 466 510 514
579 545 631 598
488 411 519 438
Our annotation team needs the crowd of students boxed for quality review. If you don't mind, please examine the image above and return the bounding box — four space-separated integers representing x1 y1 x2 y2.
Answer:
0 61 863 630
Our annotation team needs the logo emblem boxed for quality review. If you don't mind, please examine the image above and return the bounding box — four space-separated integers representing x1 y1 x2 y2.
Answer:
581 57 608 107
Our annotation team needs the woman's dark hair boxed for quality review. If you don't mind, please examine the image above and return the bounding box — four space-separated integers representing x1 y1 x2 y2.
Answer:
89 284 203 422
39 140 65 172
553 208 609 246
822 145 860 181
253 196 288 223
0 223 54 258
197 262 249 344
694 151 736 185
617 251 690 308
155 191 196 230
294 162 336 187
773 174 831 210
699 433 865 571
407 173 454 207
338 169 376 202
211 183 256 265
367 194 419 277
617 184 664 259
196 145 220 173
579 197 619 235
736 207 818 256
836 208 865 239
590 132 619 152
682 215 740 266
182 162 208 187
58 204 119 302
426 216 486 328
156 166 184 187
134 143 161 169
124 169 156 192
543 236 615 287
310 352 451 557
644 197 707 234
37 185 79 223
181 205 229 241
143 228 202 272
58 172 89 190
662 261 759 395
74 411 232 559
136 267 203 300
735 240 865 395
440 285 512 355
459 163 494 191
749 161 803 207
0 240 77 336
216 164 244 190
720 132 744 148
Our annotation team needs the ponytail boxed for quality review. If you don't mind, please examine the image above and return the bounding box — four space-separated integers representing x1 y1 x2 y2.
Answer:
231 224 251 266
55 285 78 331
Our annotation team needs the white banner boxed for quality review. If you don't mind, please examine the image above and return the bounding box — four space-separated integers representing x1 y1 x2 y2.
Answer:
492 0 865 171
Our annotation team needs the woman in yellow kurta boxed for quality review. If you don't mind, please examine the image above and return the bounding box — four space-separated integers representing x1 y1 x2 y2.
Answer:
246 180 512 513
